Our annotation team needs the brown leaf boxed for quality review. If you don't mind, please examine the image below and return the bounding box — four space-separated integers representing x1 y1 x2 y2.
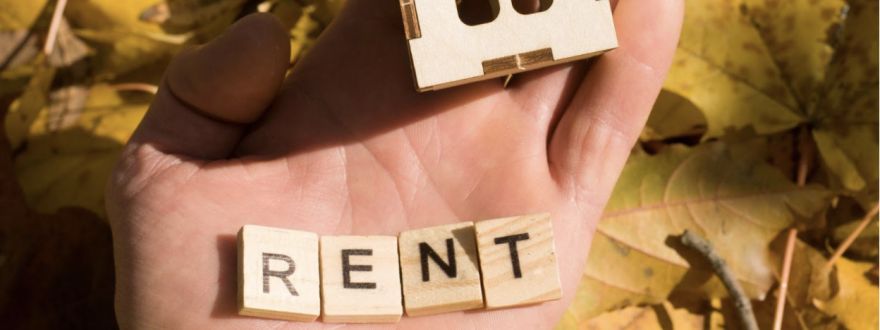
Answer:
558 302 704 330
566 142 831 321
761 236 879 329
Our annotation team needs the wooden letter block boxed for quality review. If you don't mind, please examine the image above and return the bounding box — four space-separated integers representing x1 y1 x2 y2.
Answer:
320 236 403 323
238 225 320 321
474 213 562 309
400 0 618 91
399 222 484 316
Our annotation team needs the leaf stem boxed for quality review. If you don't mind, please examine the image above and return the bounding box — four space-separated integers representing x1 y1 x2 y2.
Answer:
773 228 797 330
823 204 879 272
43 0 69 56
796 126 812 186
111 83 159 95
680 230 758 330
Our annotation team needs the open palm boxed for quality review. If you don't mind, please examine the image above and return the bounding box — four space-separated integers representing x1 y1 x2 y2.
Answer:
106 1 682 328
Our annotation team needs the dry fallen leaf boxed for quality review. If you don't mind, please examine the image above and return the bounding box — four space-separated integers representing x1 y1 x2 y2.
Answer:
285 1 345 65
739 0 844 104
641 90 707 142
565 141 831 321
65 0 245 79
558 302 704 330
664 0 845 139
811 0 879 196
0 1 874 329
812 258 879 329
760 237 879 329
13 84 149 217
4 16 90 148
139 0 246 35
4 54 55 149
832 220 878 259
0 0 49 31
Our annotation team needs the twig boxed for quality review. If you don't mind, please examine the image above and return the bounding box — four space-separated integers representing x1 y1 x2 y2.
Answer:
823 204 879 272
43 0 69 55
786 297 810 330
503 74 514 88
111 83 159 95
796 149 809 186
681 230 759 330
773 228 798 330
796 126 812 187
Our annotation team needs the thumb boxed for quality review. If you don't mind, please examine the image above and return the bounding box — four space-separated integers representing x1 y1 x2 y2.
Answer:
129 13 290 159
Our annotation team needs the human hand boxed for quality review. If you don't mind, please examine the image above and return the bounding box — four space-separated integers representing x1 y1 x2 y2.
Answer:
106 0 682 328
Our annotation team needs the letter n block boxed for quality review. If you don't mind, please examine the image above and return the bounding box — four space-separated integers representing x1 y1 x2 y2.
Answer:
399 222 484 316
474 213 562 309
320 236 403 323
237 225 320 321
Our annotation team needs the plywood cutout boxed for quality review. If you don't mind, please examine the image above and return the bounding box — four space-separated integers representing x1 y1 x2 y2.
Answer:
400 0 618 91
398 222 484 316
474 213 562 309
238 225 321 321
320 236 404 323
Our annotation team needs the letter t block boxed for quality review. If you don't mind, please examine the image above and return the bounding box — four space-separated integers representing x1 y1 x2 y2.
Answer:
238 225 320 321
474 213 563 309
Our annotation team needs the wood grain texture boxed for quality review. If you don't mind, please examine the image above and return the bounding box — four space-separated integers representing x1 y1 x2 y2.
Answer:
398 222 484 316
400 0 422 40
320 236 403 323
474 213 562 309
237 225 320 321
482 48 554 74
401 0 618 91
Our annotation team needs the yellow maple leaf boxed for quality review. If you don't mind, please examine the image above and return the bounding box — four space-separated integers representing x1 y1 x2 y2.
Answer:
811 0 879 194
663 0 846 139
0 0 50 31
14 84 149 217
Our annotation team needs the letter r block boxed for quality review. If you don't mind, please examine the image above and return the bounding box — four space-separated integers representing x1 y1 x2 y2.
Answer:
238 225 320 321
399 222 484 316
474 213 562 309
320 236 403 323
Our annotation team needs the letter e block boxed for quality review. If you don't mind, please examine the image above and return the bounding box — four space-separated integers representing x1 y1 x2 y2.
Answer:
238 225 320 321
474 213 562 309
320 236 403 323
399 222 484 316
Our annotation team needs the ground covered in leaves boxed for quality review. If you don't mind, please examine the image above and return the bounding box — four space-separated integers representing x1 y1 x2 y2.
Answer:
0 0 876 329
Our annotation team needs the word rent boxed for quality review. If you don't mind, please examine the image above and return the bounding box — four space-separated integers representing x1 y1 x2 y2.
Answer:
238 214 562 323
